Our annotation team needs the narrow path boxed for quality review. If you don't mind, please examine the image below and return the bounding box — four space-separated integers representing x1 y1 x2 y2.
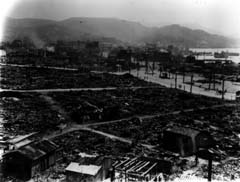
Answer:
0 86 161 93
46 126 155 150
82 127 156 150
0 63 78 71
82 127 132 144
81 103 236 127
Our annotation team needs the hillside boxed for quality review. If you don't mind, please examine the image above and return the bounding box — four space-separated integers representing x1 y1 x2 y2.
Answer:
3 17 237 48
142 24 236 48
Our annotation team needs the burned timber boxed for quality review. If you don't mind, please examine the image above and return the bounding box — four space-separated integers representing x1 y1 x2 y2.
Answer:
0 40 240 181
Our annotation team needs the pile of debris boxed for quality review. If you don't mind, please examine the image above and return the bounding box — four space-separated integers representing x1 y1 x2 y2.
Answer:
194 158 240 181
0 92 66 135
52 130 143 163
1 66 154 89
50 87 222 124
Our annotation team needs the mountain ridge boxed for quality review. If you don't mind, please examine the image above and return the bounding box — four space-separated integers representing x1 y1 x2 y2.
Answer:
3 17 238 48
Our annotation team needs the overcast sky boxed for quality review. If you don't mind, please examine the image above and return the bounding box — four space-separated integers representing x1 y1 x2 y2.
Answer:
1 0 240 38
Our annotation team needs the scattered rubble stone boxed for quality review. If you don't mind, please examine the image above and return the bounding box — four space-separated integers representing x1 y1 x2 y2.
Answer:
1 66 155 89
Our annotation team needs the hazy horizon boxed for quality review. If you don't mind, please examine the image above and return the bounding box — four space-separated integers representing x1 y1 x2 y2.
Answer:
5 15 221 33
4 16 238 41
1 0 238 38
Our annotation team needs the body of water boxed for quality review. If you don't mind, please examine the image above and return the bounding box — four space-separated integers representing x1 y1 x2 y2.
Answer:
190 48 240 64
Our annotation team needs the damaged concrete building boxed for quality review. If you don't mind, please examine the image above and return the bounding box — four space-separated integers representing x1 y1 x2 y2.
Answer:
163 126 215 156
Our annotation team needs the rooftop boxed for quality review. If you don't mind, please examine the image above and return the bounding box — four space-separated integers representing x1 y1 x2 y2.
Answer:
7 132 37 144
65 162 101 176
165 126 200 139
3 139 59 160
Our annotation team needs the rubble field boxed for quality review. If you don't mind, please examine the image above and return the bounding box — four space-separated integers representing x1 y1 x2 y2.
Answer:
0 83 223 136
1 82 238 181
52 130 145 163
50 116 240 182
2 130 153 182
1 66 153 89
89 104 240 181
93 106 240 158
49 87 224 124
92 105 240 181
0 92 65 135
5 56 84 68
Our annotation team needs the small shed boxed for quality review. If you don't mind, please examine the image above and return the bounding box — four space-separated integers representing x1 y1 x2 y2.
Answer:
66 163 102 182
2 140 61 181
162 126 214 156
65 155 112 182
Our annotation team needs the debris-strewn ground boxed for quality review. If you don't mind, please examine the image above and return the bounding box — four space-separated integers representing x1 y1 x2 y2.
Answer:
0 92 63 135
0 69 239 181
171 158 240 182
0 87 224 135
92 103 240 181
1 66 153 89
53 130 144 161
94 105 240 157
49 88 223 123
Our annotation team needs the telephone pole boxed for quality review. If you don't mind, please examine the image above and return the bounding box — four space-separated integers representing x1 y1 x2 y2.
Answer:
182 72 185 83
175 72 178 89
208 73 211 90
213 73 216 90
222 77 225 100
190 74 193 94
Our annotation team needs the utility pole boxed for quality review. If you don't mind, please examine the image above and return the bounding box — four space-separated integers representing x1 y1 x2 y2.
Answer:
175 72 178 89
190 74 193 94
152 60 155 75
128 56 131 74
208 73 211 90
208 157 213 182
182 72 185 83
222 77 225 100
213 73 216 90
125 169 127 182
137 63 139 77
145 59 148 74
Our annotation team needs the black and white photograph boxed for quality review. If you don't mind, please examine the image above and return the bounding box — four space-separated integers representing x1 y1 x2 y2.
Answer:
0 0 240 181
